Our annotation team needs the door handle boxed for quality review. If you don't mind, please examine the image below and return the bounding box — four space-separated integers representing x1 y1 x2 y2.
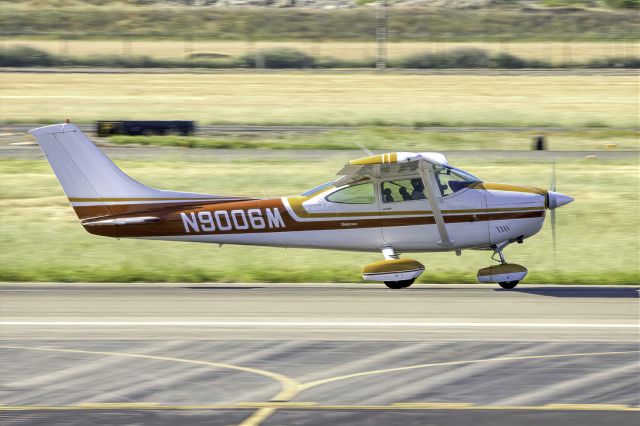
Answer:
381 207 392 211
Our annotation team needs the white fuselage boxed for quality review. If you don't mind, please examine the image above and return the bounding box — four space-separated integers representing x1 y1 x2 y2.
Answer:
144 180 546 253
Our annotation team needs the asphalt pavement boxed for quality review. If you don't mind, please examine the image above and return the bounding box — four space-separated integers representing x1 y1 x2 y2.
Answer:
1 283 638 426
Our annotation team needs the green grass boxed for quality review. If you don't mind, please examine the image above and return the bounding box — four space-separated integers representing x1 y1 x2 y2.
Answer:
1 156 638 284
106 128 640 151
2 73 638 128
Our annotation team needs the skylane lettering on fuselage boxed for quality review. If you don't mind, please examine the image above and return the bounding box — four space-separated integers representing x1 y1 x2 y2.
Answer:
181 208 285 233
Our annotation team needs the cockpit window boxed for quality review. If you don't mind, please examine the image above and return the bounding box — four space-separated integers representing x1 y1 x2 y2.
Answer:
301 181 335 197
381 177 427 203
435 166 481 196
326 183 375 204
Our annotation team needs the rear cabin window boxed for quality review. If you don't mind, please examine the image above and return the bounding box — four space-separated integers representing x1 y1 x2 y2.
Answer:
326 183 375 204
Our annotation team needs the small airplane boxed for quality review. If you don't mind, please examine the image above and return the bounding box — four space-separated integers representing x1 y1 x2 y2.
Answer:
30 123 573 289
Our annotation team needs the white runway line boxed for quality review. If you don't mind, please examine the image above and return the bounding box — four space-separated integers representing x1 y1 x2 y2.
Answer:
1 321 638 328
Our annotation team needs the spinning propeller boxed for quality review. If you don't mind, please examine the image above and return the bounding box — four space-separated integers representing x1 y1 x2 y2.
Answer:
546 158 574 255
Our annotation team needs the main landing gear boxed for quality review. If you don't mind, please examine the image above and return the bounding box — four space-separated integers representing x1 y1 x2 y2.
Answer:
362 246 425 289
384 279 416 289
476 243 528 289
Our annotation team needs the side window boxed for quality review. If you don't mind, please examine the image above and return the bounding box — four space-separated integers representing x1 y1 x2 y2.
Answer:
326 183 375 204
381 178 428 203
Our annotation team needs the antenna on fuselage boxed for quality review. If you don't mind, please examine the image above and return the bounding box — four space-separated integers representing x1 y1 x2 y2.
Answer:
355 142 374 156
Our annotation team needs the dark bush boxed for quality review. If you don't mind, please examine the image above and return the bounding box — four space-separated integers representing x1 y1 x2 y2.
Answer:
71 55 161 68
585 56 640 68
448 48 492 67
400 48 491 68
492 52 527 68
0 44 636 70
315 56 375 68
603 0 640 9
0 46 57 67
241 48 315 69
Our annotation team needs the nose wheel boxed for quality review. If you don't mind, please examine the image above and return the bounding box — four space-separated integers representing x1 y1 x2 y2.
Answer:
477 243 528 289
494 248 520 290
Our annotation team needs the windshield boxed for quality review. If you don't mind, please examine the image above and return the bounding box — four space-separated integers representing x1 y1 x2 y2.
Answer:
301 181 335 197
435 166 482 196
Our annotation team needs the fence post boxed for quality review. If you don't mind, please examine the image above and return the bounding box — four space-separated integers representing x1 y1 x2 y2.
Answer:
376 0 388 71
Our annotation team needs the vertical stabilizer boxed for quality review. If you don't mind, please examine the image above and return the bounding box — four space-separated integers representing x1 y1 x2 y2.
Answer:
29 123 247 220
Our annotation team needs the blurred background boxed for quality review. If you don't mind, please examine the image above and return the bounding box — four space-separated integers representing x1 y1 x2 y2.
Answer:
0 0 638 285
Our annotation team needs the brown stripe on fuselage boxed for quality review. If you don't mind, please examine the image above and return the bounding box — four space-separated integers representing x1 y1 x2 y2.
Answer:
82 198 545 238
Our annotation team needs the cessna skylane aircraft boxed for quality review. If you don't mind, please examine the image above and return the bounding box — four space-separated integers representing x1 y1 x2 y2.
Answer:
30 123 573 289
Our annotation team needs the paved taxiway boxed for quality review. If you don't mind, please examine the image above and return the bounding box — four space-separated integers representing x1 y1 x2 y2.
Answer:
1 283 638 425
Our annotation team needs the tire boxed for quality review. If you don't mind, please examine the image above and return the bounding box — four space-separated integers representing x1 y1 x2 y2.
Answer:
498 280 519 289
384 279 415 289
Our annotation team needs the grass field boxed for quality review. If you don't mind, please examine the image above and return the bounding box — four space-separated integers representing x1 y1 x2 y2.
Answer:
4 39 639 64
0 156 638 284
1 73 638 127
107 128 640 151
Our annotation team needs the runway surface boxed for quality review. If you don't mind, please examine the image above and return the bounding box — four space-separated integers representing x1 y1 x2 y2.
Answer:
1 283 638 425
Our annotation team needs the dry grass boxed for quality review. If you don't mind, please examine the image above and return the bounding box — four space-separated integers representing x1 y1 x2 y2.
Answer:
1 72 638 127
3 39 639 63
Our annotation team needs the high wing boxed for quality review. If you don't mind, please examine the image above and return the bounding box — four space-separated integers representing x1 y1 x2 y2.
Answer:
336 151 448 177
336 152 453 247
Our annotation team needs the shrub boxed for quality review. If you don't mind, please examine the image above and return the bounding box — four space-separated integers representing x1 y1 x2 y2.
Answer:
399 48 491 68
0 46 57 67
585 56 640 68
241 48 315 69
602 0 640 9
492 52 527 68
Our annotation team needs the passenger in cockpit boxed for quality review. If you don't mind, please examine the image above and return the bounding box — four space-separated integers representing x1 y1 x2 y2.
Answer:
383 188 394 203
399 186 411 201
410 178 426 200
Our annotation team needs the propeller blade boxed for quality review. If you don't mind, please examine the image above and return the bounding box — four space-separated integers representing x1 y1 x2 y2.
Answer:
551 207 557 256
550 155 557 256
550 157 557 192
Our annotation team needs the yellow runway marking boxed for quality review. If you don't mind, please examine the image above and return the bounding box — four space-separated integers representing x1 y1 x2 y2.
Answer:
1 403 638 412
0 345 300 408
1 346 638 425
297 350 640 391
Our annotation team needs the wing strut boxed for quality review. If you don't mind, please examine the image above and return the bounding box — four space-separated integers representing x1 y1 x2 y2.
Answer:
418 162 453 247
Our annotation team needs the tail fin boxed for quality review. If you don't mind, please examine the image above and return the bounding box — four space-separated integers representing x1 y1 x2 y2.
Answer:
29 123 243 220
